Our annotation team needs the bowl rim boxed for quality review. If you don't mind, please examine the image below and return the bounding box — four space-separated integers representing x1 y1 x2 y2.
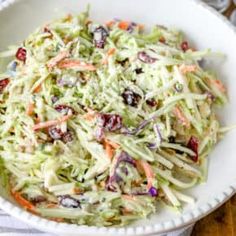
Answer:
0 0 236 235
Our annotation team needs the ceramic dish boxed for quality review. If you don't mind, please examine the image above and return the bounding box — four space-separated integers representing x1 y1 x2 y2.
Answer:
0 0 236 235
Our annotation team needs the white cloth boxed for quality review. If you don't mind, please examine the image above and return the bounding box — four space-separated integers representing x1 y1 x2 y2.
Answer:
0 210 53 236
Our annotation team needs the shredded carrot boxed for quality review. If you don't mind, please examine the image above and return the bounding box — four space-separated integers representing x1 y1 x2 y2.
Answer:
83 110 97 121
103 138 120 160
47 51 70 69
104 138 120 149
102 48 116 65
35 116 41 124
107 48 116 56
11 190 36 214
179 64 197 74
122 194 136 201
173 106 190 127
104 141 114 160
210 79 226 93
50 217 65 222
74 187 82 194
138 24 144 31
26 102 35 116
33 114 72 131
122 207 133 215
136 160 154 190
46 203 58 208
106 20 115 28
118 21 130 30
33 83 42 93
58 59 96 71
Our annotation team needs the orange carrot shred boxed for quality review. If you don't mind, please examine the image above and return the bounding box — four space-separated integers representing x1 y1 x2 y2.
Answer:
33 83 42 93
33 114 72 131
179 64 197 74
102 48 116 65
58 59 96 71
47 51 70 69
118 21 130 30
122 207 133 215
83 110 97 121
11 191 36 214
50 217 65 222
104 139 120 149
106 20 115 28
104 142 114 160
136 160 154 190
173 107 190 127
26 103 35 116
210 79 226 93
122 194 136 201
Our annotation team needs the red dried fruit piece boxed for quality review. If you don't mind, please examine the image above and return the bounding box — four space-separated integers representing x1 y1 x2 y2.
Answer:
181 41 189 52
48 127 63 140
16 48 27 62
122 88 141 107
146 99 157 107
0 78 10 93
97 113 122 132
93 26 109 48
61 131 73 143
187 136 199 162
137 51 156 64
48 127 74 143
54 104 75 115
58 195 80 208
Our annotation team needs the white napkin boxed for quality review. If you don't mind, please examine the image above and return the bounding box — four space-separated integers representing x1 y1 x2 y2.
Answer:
0 210 53 236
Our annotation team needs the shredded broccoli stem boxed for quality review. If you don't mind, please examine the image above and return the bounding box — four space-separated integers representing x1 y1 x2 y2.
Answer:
0 9 229 226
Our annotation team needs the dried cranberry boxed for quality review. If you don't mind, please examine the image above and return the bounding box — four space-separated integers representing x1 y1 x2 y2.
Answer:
0 78 10 93
93 26 109 48
168 136 176 143
146 99 157 107
54 104 75 115
58 195 80 208
62 131 74 143
122 88 141 107
181 41 189 52
137 51 156 64
135 68 143 74
97 113 122 132
127 22 137 33
48 127 63 140
30 196 47 204
187 136 199 162
16 47 27 62
117 58 129 67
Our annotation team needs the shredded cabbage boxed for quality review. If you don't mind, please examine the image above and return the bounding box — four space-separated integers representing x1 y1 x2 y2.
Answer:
0 9 230 226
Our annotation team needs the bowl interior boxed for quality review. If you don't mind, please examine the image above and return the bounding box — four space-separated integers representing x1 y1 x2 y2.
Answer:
0 0 236 234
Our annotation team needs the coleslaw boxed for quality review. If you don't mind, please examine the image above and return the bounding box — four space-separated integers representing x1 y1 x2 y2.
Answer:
0 9 229 226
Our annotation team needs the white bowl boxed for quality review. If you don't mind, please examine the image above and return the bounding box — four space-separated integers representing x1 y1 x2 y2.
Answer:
0 0 236 235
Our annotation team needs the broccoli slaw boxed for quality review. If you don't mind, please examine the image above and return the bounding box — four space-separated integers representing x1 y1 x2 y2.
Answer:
0 9 229 226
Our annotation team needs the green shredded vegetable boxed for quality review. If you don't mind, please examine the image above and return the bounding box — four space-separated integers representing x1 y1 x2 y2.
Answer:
0 9 230 226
